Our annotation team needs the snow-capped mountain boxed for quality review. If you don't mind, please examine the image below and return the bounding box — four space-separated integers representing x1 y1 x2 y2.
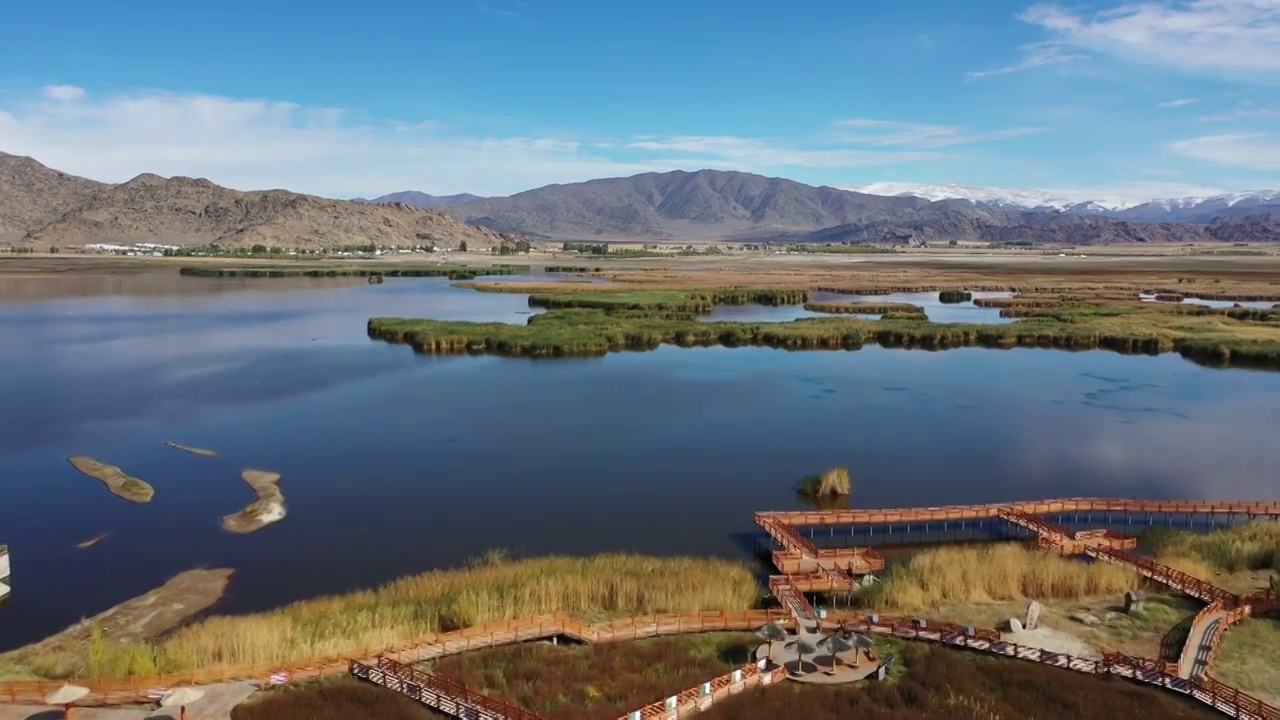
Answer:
850 182 1076 210
849 183 1280 222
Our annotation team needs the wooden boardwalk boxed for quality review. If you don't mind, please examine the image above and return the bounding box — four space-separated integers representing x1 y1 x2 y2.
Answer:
4 496 1278 720
756 495 1280 720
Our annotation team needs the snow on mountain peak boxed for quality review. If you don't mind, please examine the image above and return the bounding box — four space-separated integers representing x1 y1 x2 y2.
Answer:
846 183 1279 215
848 182 1078 210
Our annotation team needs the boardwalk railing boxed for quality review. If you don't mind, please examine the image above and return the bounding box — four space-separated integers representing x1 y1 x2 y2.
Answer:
761 497 1280 526
0 611 793 705
1084 546 1237 606
613 660 786 720
352 656 548 720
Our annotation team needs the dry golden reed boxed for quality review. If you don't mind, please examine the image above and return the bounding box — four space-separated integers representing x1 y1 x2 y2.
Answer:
147 553 758 675
871 544 1138 610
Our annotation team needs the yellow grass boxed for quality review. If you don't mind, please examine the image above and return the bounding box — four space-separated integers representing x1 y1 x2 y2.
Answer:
870 544 1139 610
131 554 757 676
798 466 851 498
1147 522 1280 573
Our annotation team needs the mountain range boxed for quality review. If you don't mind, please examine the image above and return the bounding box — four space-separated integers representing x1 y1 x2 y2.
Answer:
850 182 1280 223
2 150 1277 247
0 152 514 249
367 170 1280 244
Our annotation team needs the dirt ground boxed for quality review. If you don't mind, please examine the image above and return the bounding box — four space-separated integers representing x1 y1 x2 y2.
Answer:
0 569 233 678
925 591 1199 661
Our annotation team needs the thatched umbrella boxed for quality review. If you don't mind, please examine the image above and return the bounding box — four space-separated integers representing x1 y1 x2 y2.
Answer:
160 687 206 720
786 638 818 676
44 684 89 719
816 632 856 670
755 621 788 663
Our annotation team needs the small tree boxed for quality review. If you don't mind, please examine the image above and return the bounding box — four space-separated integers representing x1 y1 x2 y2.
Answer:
459 240 469 252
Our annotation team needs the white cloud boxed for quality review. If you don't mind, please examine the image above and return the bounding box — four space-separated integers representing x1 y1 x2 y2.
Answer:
1018 0 1280 79
830 118 1047 147
0 86 781 197
0 86 1034 197
43 85 86 101
965 41 1089 79
1171 132 1280 170
624 134 946 168
1195 102 1278 121
1157 98 1199 107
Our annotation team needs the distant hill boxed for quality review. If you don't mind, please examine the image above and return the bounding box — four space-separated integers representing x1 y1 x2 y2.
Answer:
357 191 487 208
440 169 1280 243
0 152 516 249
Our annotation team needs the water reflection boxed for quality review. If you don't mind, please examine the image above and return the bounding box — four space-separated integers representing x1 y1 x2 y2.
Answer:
0 275 1278 649
697 291 1016 323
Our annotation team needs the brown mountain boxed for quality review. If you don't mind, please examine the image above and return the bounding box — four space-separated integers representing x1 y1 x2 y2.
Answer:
0 152 514 249
443 169 1280 244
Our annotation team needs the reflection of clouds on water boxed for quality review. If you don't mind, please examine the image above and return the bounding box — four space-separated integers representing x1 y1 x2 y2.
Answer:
1010 393 1280 500
1076 371 1190 420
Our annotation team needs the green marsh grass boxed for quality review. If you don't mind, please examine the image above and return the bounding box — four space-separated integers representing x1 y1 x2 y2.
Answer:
803 301 924 315
938 290 973 304
369 295 1280 368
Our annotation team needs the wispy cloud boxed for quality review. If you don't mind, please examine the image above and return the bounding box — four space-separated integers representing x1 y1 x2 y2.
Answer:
965 41 1089 79
1017 0 1280 80
1195 101 1279 121
830 118 1048 147
624 134 945 168
43 85 87 101
0 85 987 197
0 85 699 197
1171 132 1280 170
1157 98 1199 107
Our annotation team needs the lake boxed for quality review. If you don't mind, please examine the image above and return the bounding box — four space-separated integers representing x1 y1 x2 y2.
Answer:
1 272 1279 649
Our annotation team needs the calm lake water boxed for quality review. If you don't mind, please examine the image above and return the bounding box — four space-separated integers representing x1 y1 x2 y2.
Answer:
2 273 1279 649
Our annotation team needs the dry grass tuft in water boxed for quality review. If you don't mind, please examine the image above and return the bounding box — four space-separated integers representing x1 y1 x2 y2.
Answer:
140 553 758 676
66 456 154 503
868 543 1138 610
798 466 851 498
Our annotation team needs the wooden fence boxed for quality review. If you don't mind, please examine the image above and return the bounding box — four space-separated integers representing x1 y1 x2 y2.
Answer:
613 660 786 720
0 611 793 705
763 497 1280 527
353 656 547 720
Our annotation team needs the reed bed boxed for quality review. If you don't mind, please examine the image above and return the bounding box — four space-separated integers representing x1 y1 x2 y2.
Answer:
435 633 759 720
368 297 1280 369
797 466 851 498
699 642 1221 720
938 290 973 303
868 544 1138 610
1144 522 1280 573
230 678 438 720
803 301 924 315
128 554 758 676
179 265 520 279
527 288 809 313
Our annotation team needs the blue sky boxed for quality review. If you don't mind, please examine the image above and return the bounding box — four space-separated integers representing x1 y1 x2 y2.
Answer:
0 0 1276 204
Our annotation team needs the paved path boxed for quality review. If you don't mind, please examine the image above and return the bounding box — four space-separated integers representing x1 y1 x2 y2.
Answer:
0 683 255 720
1177 610 1226 680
